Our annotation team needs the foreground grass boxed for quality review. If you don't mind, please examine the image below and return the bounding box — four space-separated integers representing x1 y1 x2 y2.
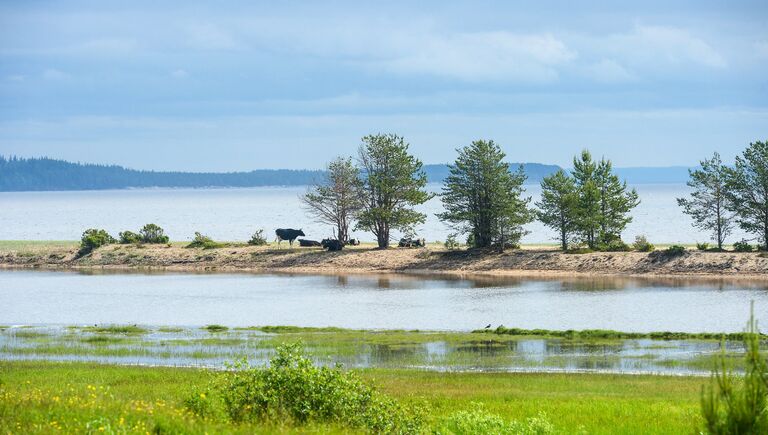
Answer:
0 360 705 434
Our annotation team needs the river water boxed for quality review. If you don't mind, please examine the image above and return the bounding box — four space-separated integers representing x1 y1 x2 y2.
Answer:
1 270 764 332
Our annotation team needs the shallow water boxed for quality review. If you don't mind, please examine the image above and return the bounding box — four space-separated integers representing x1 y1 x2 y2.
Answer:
0 325 750 375
0 183 749 244
1 270 765 332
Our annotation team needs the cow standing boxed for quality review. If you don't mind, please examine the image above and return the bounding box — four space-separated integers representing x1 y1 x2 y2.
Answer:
275 228 305 248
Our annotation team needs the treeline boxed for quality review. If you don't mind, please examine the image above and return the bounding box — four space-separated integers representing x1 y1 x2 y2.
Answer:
303 135 768 251
0 156 560 191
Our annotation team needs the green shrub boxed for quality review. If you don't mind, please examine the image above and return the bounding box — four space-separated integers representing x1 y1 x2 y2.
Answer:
700 304 767 433
696 242 710 251
444 233 460 250
78 228 116 256
247 229 268 246
139 223 169 244
733 239 754 252
565 247 593 254
186 232 225 249
437 404 555 435
597 239 631 252
189 343 424 433
202 324 229 333
632 235 655 252
118 230 142 244
665 245 687 256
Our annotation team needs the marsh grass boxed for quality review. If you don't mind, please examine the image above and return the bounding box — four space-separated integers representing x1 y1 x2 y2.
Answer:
202 325 229 333
82 325 147 335
481 326 765 341
0 360 708 434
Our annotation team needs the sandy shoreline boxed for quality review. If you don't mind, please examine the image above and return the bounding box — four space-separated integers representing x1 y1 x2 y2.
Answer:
1 243 766 280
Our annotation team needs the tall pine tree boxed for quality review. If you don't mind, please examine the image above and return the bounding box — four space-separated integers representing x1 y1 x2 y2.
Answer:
438 140 532 251
536 169 579 250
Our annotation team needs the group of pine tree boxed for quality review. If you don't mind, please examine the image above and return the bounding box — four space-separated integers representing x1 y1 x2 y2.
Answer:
303 135 768 251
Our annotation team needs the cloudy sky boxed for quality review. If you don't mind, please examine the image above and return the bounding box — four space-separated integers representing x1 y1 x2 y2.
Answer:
1 0 766 170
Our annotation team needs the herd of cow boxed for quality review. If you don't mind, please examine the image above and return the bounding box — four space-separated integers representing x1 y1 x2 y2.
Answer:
274 228 425 250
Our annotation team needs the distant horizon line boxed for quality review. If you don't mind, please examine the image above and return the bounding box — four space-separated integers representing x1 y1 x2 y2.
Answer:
0 154 696 173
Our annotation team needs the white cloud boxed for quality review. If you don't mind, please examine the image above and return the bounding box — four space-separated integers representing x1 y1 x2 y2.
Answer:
383 32 577 82
42 69 67 80
7 75 26 82
599 25 727 71
585 59 636 83
171 69 189 78
183 22 243 50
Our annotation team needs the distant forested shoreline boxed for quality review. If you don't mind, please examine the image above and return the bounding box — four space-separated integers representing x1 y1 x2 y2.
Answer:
0 156 563 192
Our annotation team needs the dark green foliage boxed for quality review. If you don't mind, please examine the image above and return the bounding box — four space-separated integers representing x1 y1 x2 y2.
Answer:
118 231 142 244
633 235 655 252
564 247 594 254
139 223 169 244
356 134 432 248
733 240 754 252
572 150 640 249
438 140 532 251
203 324 229 333
677 152 733 250
479 325 763 341
665 245 687 256
188 343 424 433
78 229 116 256
597 238 631 252
301 157 362 243
697 242 711 251
724 140 768 250
701 304 767 434
186 232 225 249
536 169 579 250
444 233 459 250
247 230 268 246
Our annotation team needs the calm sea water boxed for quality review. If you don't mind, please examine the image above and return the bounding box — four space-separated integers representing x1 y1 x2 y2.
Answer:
0 183 749 244
1 270 764 332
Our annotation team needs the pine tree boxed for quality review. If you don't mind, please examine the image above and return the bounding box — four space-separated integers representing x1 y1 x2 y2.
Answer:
356 134 432 248
536 169 578 250
677 152 733 250
725 140 768 250
438 140 532 251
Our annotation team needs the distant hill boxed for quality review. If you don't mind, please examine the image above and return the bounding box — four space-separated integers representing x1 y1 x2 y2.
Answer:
0 156 691 192
0 156 564 192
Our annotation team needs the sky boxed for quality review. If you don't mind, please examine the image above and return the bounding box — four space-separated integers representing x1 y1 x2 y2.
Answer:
0 0 767 171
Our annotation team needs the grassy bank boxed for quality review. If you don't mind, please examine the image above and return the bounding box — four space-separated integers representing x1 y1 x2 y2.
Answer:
2 239 767 278
0 360 706 434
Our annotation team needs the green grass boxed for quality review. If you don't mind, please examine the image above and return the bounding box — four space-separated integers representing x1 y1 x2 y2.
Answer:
481 325 766 341
81 325 148 335
0 360 707 434
202 324 229 333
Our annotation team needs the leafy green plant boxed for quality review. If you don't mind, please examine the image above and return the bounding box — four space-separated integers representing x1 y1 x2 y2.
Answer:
437 403 555 435
665 245 687 256
700 303 767 433
733 239 754 252
78 229 116 256
247 230 268 246
186 232 225 249
139 223 169 244
444 233 460 250
188 343 424 433
632 235 655 252
597 238 631 252
118 230 142 244
696 242 710 251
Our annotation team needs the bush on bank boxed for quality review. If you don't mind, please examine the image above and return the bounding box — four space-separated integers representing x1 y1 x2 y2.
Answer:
186 343 425 433
78 229 116 256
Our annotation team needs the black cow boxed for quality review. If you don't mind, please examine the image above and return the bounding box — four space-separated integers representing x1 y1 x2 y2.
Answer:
275 228 305 248
321 238 344 251
298 239 321 247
